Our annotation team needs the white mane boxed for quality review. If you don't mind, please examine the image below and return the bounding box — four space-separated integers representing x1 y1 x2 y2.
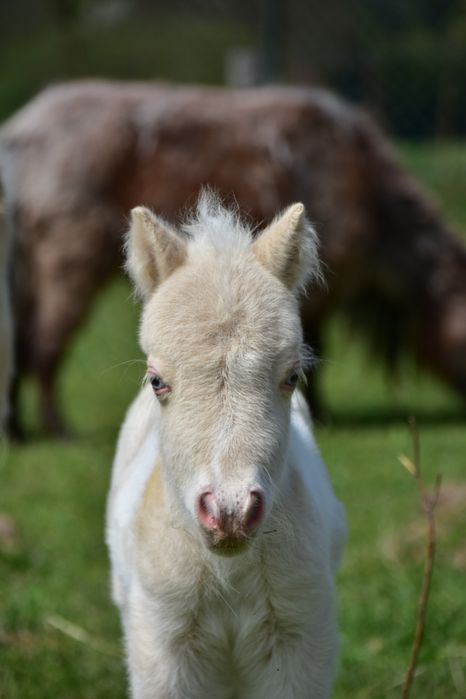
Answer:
182 190 253 256
181 189 323 293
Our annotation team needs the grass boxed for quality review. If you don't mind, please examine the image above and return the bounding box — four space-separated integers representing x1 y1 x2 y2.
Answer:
1 142 466 698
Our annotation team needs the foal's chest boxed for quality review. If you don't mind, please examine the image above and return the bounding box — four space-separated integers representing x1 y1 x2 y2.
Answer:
167 559 309 660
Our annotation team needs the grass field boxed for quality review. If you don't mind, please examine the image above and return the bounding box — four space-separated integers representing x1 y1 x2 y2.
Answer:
1 142 466 698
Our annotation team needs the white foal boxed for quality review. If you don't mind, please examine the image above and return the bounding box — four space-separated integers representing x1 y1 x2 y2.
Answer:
106 193 346 699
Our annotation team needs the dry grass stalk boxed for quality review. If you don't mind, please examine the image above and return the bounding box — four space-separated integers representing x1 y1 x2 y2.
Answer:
46 614 120 657
398 416 442 699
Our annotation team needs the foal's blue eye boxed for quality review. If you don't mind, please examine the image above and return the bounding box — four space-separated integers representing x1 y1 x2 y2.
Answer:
149 374 171 397
284 370 300 390
150 375 165 390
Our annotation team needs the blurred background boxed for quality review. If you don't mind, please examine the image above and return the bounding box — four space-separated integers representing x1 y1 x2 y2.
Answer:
1 2 466 699
1 0 466 138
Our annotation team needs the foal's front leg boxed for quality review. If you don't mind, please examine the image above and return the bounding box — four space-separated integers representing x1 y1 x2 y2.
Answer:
246 595 339 699
124 584 230 699
248 638 338 699
125 588 187 699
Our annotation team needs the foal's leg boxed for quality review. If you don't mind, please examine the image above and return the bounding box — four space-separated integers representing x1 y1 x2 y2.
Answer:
243 579 339 699
246 630 339 699
125 584 233 699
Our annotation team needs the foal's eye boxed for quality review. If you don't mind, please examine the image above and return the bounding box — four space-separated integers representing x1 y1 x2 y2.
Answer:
283 369 300 391
149 374 171 398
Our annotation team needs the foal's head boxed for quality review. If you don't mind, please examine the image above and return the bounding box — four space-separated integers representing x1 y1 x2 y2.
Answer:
126 193 321 555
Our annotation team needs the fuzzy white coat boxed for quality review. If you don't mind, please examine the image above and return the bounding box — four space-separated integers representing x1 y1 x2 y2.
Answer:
106 194 346 698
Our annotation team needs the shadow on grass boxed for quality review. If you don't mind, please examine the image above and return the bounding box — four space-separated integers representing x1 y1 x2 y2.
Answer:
318 404 466 429
8 404 466 442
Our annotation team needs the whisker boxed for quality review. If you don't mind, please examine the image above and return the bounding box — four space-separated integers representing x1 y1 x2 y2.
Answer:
262 464 274 487
215 588 238 618
101 358 146 374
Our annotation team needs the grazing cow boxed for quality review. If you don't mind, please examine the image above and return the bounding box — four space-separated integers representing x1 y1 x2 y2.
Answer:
1 80 465 434
106 193 347 698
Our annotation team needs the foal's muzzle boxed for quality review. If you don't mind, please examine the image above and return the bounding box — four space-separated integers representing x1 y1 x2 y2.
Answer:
197 488 265 555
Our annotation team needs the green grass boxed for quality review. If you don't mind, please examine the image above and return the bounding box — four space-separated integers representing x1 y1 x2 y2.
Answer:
1 142 466 697
399 141 466 234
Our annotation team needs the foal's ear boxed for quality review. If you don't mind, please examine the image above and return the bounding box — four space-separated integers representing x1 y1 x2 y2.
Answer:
125 207 187 299
252 203 321 293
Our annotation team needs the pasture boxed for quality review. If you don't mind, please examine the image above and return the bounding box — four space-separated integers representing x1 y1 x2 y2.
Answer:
1 142 465 698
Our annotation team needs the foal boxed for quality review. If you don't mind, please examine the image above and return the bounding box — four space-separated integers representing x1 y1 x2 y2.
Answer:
106 193 346 698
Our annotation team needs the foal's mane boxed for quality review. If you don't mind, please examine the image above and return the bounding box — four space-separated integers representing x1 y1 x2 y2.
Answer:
182 190 254 253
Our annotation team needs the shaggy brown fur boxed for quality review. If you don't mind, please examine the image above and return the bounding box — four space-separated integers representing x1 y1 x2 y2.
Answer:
1 80 466 434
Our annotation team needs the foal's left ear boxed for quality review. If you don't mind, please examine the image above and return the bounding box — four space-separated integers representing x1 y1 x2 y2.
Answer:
125 206 187 299
252 203 321 294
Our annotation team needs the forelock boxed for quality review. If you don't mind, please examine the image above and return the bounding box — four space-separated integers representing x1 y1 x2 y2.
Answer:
182 189 253 259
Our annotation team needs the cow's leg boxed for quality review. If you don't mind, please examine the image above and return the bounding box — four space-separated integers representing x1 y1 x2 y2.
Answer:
20 210 123 436
6 371 24 440
36 356 68 437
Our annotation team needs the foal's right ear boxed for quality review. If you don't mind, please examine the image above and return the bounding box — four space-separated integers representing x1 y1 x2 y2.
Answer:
125 207 187 299
252 203 321 294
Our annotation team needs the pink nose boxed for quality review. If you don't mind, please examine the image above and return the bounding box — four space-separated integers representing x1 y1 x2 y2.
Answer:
197 489 265 536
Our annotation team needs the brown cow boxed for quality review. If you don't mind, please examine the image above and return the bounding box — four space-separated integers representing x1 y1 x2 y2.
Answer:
1 80 466 435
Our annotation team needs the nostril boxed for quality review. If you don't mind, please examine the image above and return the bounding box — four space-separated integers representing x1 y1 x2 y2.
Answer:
245 490 264 531
198 491 219 530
